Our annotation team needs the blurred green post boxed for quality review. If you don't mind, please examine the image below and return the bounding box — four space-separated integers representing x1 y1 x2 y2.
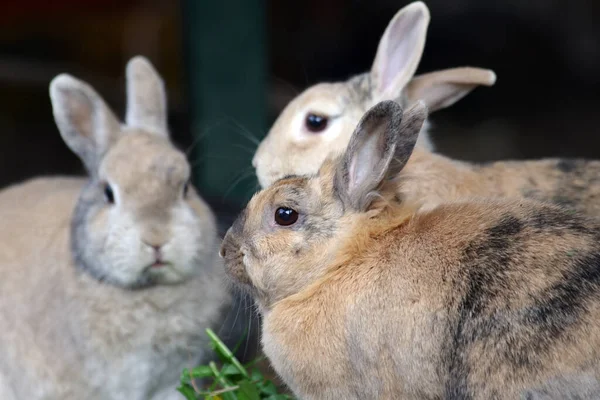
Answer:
183 0 267 209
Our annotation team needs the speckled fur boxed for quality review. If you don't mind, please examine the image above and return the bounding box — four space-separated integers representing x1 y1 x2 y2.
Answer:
223 101 600 400
0 57 231 400
391 150 600 215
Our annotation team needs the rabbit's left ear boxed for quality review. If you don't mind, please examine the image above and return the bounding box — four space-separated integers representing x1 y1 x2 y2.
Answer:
334 100 427 212
405 67 496 112
125 56 169 138
334 101 402 211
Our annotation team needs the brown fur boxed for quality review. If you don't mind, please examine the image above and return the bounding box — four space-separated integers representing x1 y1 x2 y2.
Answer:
223 101 600 399
397 150 600 215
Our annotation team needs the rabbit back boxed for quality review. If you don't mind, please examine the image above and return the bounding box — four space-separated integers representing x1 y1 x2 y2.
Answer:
263 199 600 400
475 157 600 216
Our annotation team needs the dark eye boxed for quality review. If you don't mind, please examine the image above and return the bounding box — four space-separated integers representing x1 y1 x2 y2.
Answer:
275 207 299 226
305 113 328 133
104 183 115 204
183 181 190 198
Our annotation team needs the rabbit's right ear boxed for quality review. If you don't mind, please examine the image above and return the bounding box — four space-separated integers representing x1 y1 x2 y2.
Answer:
370 2 430 102
125 56 168 137
334 100 404 212
50 74 121 173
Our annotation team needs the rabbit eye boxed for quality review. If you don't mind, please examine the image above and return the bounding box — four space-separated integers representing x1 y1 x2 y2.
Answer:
104 183 115 205
275 207 299 226
305 113 328 133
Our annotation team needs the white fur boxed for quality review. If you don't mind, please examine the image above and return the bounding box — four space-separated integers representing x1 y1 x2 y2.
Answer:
0 56 231 399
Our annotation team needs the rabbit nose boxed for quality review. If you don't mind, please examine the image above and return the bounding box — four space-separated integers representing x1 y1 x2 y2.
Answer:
143 239 165 251
219 244 226 258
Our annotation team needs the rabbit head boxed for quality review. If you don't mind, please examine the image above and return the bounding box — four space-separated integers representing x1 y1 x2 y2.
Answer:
222 100 426 309
252 1 496 188
50 56 217 288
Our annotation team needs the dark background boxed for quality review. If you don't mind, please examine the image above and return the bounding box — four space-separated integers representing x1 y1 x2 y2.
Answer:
0 0 598 363
0 0 599 214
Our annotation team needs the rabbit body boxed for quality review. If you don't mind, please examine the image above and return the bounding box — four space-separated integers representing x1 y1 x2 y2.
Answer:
224 101 600 399
259 197 600 400
0 179 225 400
0 57 230 400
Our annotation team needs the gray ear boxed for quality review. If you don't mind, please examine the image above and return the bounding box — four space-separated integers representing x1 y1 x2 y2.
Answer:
334 100 404 211
370 1 430 102
125 56 168 137
50 74 121 173
385 100 428 179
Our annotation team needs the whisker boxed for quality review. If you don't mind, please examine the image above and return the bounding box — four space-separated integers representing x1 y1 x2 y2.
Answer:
222 170 255 201
216 294 236 338
255 303 261 360
272 75 300 96
189 154 249 169
228 295 243 339
232 143 258 156
186 119 227 156
226 117 262 146
244 295 253 360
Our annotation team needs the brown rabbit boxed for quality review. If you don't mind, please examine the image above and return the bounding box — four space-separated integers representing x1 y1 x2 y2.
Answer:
222 100 600 400
252 1 600 217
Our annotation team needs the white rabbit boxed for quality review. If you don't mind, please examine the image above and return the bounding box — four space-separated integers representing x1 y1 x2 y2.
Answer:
0 56 230 400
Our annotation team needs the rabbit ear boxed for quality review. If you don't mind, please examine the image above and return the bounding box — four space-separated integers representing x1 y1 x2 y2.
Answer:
370 2 430 102
50 74 121 173
385 100 427 179
125 56 168 137
334 100 404 211
405 67 497 112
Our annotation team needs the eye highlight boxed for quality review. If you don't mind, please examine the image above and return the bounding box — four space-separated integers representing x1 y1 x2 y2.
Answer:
104 183 115 204
275 207 299 226
305 113 328 133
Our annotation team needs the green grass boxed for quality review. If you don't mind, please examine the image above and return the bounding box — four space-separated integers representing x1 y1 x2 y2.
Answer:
177 328 295 400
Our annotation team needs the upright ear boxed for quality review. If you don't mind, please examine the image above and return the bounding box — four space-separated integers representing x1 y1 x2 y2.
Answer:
334 100 404 211
50 74 121 173
125 56 168 137
370 1 430 102
405 67 496 112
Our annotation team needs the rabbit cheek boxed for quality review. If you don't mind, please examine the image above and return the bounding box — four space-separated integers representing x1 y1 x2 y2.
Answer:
165 206 212 278
224 253 254 290
78 206 148 287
